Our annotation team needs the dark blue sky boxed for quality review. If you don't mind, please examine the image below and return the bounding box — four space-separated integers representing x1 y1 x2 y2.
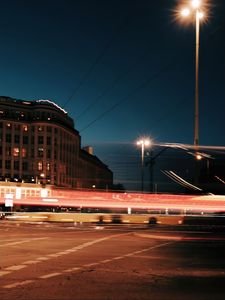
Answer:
0 0 224 149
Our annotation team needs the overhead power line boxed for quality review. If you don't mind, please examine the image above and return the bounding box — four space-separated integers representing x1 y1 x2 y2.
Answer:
76 45 155 120
79 19 225 134
79 60 176 133
62 12 135 109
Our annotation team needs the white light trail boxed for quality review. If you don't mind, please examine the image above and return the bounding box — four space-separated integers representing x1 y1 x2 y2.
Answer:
162 170 202 191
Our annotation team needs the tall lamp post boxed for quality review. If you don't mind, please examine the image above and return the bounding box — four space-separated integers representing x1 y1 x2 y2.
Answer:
137 139 150 192
180 0 205 184
181 0 204 150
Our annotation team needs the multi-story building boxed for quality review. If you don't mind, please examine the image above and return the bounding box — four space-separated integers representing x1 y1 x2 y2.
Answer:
0 96 113 189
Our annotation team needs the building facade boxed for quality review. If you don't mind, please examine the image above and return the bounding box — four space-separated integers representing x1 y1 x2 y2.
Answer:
0 96 113 189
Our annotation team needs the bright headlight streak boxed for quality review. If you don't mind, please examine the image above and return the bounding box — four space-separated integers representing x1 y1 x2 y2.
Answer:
215 176 225 185
163 170 202 191
42 198 59 202
169 170 202 191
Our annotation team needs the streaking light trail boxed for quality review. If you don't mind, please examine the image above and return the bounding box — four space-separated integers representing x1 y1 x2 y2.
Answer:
1 188 225 213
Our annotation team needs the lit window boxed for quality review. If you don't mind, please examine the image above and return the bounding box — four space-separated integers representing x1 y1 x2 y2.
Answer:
38 161 43 171
13 148 20 157
22 148 27 158
47 163 51 171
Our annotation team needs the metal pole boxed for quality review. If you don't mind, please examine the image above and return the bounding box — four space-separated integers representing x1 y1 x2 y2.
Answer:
141 143 144 192
194 11 200 185
149 150 154 193
194 11 200 148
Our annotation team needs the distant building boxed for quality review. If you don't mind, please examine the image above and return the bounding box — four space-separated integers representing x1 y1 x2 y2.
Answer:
0 96 113 189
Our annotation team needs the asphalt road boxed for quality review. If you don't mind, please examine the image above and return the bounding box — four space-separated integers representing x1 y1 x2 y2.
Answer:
1 221 225 300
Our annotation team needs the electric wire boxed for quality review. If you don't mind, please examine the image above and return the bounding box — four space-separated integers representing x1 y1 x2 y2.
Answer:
79 60 176 132
78 20 225 134
62 11 135 109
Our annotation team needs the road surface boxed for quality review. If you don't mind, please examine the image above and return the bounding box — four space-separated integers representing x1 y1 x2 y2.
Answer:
1 221 225 300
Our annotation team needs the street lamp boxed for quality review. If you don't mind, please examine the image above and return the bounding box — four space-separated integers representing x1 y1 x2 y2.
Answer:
180 0 206 185
137 139 151 192
180 0 205 151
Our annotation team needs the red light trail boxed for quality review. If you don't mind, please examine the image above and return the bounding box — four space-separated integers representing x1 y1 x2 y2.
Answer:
1 189 225 213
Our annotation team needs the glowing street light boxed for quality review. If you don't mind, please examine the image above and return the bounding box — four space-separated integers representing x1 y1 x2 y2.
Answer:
181 8 190 17
180 0 207 185
137 139 151 192
180 0 205 151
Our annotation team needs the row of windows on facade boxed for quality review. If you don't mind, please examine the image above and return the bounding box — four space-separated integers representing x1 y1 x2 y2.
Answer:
0 123 76 140
0 123 58 132
0 135 77 155
1 174 53 182
0 134 55 145
0 147 58 158
0 160 53 171
0 110 70 125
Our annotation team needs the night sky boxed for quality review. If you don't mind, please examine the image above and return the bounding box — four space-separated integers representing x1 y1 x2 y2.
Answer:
0 0 224 190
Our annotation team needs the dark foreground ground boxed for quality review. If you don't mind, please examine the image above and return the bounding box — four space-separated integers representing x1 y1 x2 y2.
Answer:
1 221 225 300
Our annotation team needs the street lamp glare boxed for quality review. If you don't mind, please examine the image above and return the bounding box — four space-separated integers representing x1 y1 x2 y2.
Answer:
136 138 151 192
192 0 201 9
136 139 151 146
196 153 203 160
181 8 190 17
197 11 204 19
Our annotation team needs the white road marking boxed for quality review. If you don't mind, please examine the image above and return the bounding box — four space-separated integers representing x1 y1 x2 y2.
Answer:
39 272 61 279
0 271 11 277
134 232 182 241
113 256 124 260
0 235 175 290
63 267 81 273
47 253 61 257
3 280 34 289
0 232 132 281
36 257 49 261
83 263 99 267
100 259 112 263
5 265 26 271
23 260 40 265
0 237 49 247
